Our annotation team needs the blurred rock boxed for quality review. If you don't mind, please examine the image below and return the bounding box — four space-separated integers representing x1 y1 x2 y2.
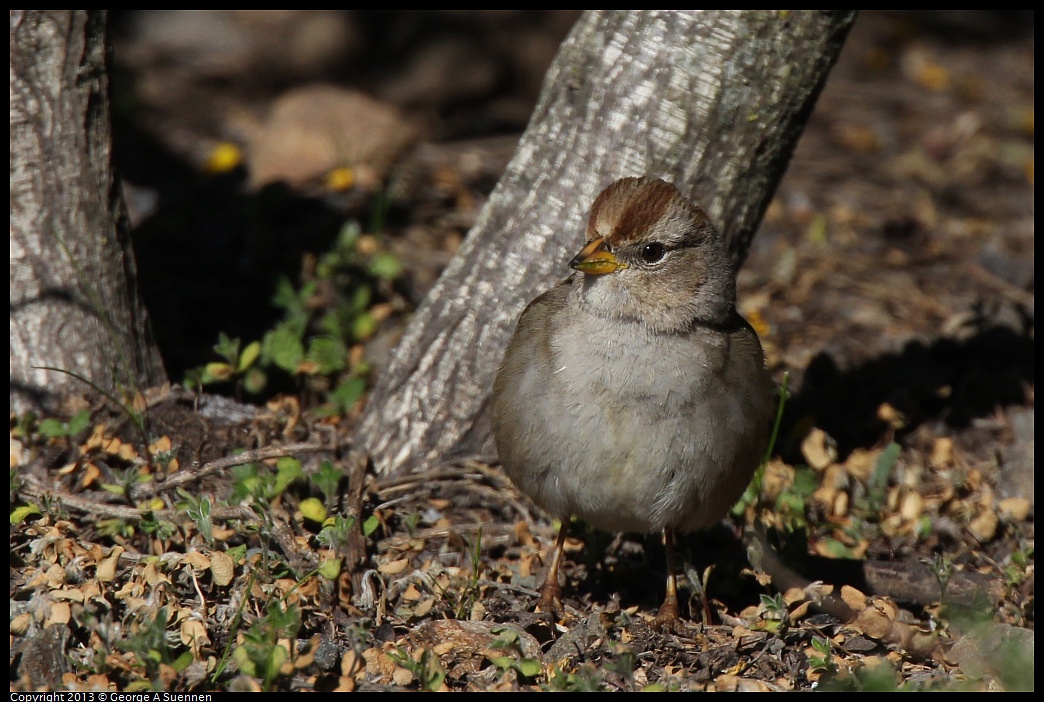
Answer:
376 38 501 110
999 407 1034 508
246 84 422 190
978 243 1034 291
127 10 358 79
947 623 1034 691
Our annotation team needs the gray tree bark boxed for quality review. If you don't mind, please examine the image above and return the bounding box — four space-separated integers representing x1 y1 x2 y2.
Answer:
10 10 166 416
358 10 857 474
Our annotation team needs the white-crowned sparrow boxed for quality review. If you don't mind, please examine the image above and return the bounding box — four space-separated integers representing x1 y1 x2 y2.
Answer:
492 176 774 624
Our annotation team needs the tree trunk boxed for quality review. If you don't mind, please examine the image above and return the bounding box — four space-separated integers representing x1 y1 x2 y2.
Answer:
358 10 857 475
10 10 166 416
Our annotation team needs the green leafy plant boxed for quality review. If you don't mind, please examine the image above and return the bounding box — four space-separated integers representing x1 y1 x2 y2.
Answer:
183 218 400 411
316 515 356 550
817 661 917 692
177 488 215 546
37 408 91 439
34 365 154 464
230 457 304 504
455 529 484 619
1003 547 1031 589
100 464 149 500
402 510 422 539
773 465 820 533
604 649 640 690
10 502 42 525
11 411 38 440
184 333 265 395
489 627 543 683
864 441 900 513
115 606 194 690
139 511 178 542
151 442 180 481
389 646 447 691
807 636 838 677
759 592 791 636
310 459 344 508
544 662 607 692
232 601 302 691
923 552 955 603
319 375 368 418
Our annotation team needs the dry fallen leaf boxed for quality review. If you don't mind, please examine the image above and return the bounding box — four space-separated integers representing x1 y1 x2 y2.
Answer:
96 546 124 582
379 558 410 576
209 550 235 587
802 428 838 470
840 585 868 611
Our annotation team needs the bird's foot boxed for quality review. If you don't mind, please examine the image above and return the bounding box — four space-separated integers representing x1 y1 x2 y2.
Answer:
535 577 563 618
652 594 681 631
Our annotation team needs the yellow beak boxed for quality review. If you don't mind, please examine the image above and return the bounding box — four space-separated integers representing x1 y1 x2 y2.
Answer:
569 237 629 275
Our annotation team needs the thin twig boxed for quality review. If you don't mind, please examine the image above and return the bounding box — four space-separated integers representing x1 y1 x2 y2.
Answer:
19 474 256 523
373 460 542 527
132 441 325 498
377 522 526 551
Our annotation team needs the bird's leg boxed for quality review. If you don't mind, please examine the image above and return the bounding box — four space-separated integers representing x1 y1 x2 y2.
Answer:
654 527 681 629
535 522 569 615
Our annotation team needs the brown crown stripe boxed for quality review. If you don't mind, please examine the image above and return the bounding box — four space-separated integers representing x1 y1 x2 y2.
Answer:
588 178 687 248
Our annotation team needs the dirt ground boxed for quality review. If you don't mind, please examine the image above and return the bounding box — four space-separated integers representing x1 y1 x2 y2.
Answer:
11 11 1033 692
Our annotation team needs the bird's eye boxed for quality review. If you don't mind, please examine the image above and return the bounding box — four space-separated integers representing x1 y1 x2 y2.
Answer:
640 242 666 263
